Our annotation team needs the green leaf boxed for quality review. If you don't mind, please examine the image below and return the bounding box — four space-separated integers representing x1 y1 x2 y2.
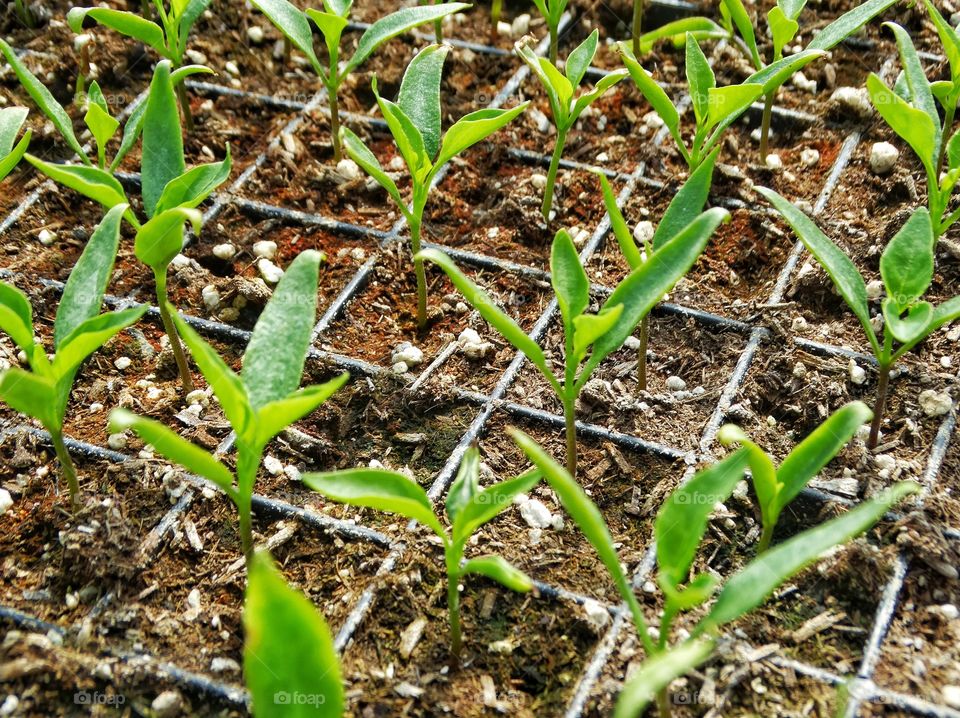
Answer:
570 70 628 125
516 42 564 121
252 373 349 449
745 49 825 95
551 229 590 330
808 0 896 51
54 204 126 350
566 29 598 88
134 207 203 271
0 39 88 163
25 155 128 212
68 7 168 56
775 401 872 512
572 305 623 362
398 44 449 162
111 97 147 173
305 9 349 62
0 106 28 155
768 6 799 59
701 481 919 630
510 428 636 606
705 84 764 133
242 250 321 409
302 468 445 537
418 248 561 395
345 3 470 76
652 148 718 250
586 208 728 375
928 295 960 335
323 0 352 16
867 73 938 178
923 0 960 86
883 298 934 345
84 101 119 169
177 0 213 57
656 449 750 591
340 128 406 212
244 551 344 718
686 34 715 125
169 64 216 86
461 555 534 593
248 0 322 74
375 82 430 180
619 45 684 158
779 0 807 19
53 306 148 378
634 17 727 55
721 0 761 68
613 639 716 718
756 187 880 355
0 368 57 430
716 424 780 536
885 22 938 132
446 445 481 526
433 103 530 172
0 281 35 355
171 313 253 434
154 147 232 215
664 573 719 613
452 468 542 546
0 129 30 182
880 208 934 312
109 408 237 496
142 60 186 218
597 174 641 268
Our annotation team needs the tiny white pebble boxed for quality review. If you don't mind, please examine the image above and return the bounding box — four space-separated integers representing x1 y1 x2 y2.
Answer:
107 433 127 450
336 158 362 181
800 148 820 167
666 376 686 392
212 243 236 260
765 153 783 171
263 455 284 476
224 61 240 76
114 356 132 371
246 25 265 44
530 173 547 190
849 359 866 385
38 229 56 246
253 240 277 260
870 141 899 175
257 258 284 284
0 488 13 513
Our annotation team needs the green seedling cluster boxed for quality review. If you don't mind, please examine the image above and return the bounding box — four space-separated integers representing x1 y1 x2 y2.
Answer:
342 44 528 329
516 29 627 221
304 445 538 659
759 187 960 449
249 0 467 161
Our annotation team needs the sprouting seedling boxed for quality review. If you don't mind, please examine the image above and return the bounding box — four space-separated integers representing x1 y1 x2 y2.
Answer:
342 44 529 330
0 205 148 508
721 0 896 162
718 401 873 553
0 57 231 391
619 32 824 170
244 549 344 717
249 0 468 163
516 30 628 222
110 250 348 564
597 148 718 391
509 428 919 717
303 445 539 660
530 0 568 63
12 0 35 30
67 0 213 130
867 18 960 239
0 106 31 182
758 187 960 449
630 16 728 58
419 209 728 479
490 0 502 40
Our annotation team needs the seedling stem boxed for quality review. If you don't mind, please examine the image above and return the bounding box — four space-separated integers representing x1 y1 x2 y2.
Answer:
155 275 195 394
758 91 774 163
632 0 643 57
868 362 891 450
51 430 81 509
543 127 567 221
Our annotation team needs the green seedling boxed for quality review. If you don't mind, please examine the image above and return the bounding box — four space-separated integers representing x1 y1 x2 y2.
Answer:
510 428 918 717
718 401 873 552
597 148 718 390
341 44 528 330
13 0 36 29
867 17 960 238
419 209 728 478
0 205 148 508
0 56 231 391
516 30 628 221
721 0 896 162
304 445 539 660
0 106 31 182
531 0 567 63
249 0 468 162
490 0 502 40
758 187 960 449
619 33 826 170
630 16 728 58
67 0 213 129
110 250 349 563
244 550 344 717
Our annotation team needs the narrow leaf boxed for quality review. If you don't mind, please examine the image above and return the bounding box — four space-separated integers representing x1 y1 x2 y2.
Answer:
721 0 761 67
25 156 128 212
67 8 167 56
461 555 534 593
134 207 203 271
566 30 598 88
154 146 232 215
0 368 57 429
53 306 148 378
253 373 349 448
613 639 716 718
142 60 186 218
808 0 896 51
867 73 938 177
551 229 590 329
398 45 449 161
0 281 35 354
248 0 322 73
652 148 718 250
452 468 542 546
686 34 715 125
341 128 406 211
597 173 642 268
433 103 530 172
446 445 481 526
880 208 934 312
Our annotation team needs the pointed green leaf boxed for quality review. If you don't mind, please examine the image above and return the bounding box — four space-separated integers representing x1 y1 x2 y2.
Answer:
111 97 147 173
619 45 684 157
656 449 750 591
0 368 57 430
53 306 147 378
686 34 715 125
0 106 28 155
85 100 119 168
67 7 168 56
398 44 449 161
109 408 236 495
745 49 825 95
885 22 938 131
867 73 938 177
302 468 445 537
154 146 232 215
244 551 344 718
253 373 349 448
142 60 186 218
242 250 321 409
446 445 481 526
551 229 589 330
516 41 564 121
461 555 534 593
706 84 764 133
652 148 718 250
305 9 349 61
452 468 542 546
0 130 30 182
928 295 960 335
768 6 799 59
375 82 430 179
134 207 202 271
664 573 719 613
433 103 530 171
570 69 628 125
0 281 35 354
0 39 88 163
341 128 406 212
880 208 934 312
248 0 322 74
701 481 919 630
25 155 128 212
54 204 126 349
635 17 727 55
721 0 761 67
923 0 960 86
756 187 880 356
566 30 598 88
716 424 779 534
613 639 716 718
597 174 641 268
572 305 623 361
